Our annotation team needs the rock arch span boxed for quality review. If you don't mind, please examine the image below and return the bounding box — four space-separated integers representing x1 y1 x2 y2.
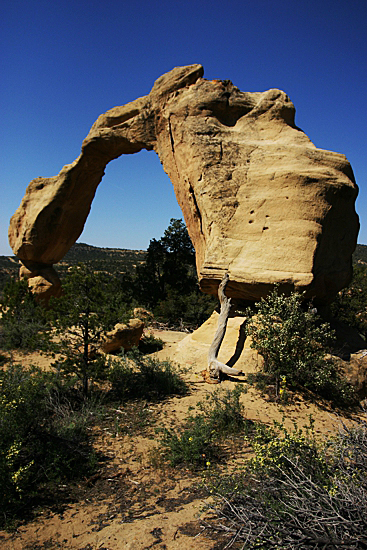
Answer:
9 64 359 304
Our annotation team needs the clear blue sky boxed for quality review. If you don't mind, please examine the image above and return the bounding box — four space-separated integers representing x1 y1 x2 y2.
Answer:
1 0 366 256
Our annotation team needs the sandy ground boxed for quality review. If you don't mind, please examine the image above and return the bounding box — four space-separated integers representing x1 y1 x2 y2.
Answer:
0 325 364 550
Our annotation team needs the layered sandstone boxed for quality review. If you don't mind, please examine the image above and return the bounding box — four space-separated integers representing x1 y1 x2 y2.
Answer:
9 64 359 303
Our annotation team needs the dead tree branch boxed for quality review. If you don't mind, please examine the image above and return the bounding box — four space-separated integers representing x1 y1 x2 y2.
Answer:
204 273 241 383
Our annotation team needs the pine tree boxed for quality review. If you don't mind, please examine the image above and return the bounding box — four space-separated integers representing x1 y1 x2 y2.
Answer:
49 264 129 395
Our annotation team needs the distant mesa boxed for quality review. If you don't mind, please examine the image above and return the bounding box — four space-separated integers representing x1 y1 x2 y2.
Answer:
8 64 359 304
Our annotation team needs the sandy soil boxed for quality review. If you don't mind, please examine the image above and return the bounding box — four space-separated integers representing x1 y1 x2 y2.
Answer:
0 327 364 550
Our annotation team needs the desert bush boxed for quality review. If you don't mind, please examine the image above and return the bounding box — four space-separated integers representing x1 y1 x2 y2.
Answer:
331 264 367 341
0 363 96 526
160 415 218 468
0 278 50 351
108 352 188 401
246 286 355 405
247 416 330 484
204 416 367 548
195 385 248 438
160 386 248 468
138 333 164 353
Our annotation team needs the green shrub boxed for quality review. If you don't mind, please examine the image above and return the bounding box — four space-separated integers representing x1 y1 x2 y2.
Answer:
246 286 355 405
204 417 367 549
247 417 330 484
138 333 164 353
159 386 248 468
108 352 188 401
0 278 50 351
195 385 248 438
0 363 96 526
48 264 133 396
331 265 367 341
161 415 218 468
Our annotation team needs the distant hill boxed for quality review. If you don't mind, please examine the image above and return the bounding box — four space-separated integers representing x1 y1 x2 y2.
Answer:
0 243 147 290
0 255 19 271
58 242 146 276
0 255 19 288
1 242 366 289
61 242 145 263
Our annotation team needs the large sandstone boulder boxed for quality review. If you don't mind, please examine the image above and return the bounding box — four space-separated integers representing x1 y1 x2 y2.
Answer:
165 311 263 375
9 64 359 304
100 319 144 353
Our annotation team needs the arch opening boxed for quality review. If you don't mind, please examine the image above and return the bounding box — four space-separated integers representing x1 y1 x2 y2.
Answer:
79 150 183 251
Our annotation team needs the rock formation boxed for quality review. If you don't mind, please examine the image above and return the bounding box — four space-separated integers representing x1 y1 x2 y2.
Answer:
100 319 144 354
9 64 359 304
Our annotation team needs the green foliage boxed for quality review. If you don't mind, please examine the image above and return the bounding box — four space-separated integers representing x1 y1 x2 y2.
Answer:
0 278 50 351
160 386 248 468
0 363 96 526
248 416 330 483
154 288 217 329
161 415 218 468
108 352 188 401
49 264 132 395
134 219 217 328
138 333 164 354
247 286 355 405
196 385 248 438
205 417 367 548
331 264 367 340
0 257 19 296
247 287 332 380
134 218 196 306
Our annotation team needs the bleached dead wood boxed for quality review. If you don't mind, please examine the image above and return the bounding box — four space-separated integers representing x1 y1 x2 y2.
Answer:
204 273 241 383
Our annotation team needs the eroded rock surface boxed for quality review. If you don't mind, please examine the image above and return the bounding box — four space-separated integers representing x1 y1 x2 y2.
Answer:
9 64 359 303
100 319 144 354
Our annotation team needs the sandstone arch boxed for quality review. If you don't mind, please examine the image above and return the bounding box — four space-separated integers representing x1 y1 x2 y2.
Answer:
9 64 359 305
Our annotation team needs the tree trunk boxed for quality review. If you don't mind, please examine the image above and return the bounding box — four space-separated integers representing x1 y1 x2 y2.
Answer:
204 273 241 383
82 316 89 396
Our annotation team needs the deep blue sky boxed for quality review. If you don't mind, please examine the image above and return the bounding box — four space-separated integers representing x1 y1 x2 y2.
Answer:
1 0 366 255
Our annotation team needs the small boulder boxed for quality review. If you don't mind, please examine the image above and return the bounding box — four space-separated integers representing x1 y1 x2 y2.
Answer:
20 263 62 305
100 319 144 353
339 351 367 400
133 307 154 321
27 274 62 305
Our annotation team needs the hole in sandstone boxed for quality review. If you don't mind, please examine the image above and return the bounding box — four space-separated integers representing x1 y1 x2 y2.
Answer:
263 226 269 230
248 220 253 224
78 150 183 250
250 210 254 214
